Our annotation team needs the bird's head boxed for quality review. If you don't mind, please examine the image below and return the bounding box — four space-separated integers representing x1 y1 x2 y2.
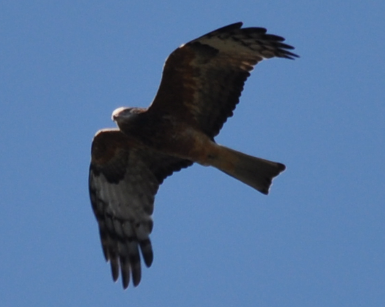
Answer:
112 107 146 129
112 107 133 122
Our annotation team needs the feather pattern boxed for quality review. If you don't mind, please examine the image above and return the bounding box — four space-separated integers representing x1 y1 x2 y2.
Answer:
89 22 297 288
89 129 192 288
149 22 298 137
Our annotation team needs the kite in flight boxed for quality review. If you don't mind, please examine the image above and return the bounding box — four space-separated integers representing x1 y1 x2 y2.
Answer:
89 22 298 289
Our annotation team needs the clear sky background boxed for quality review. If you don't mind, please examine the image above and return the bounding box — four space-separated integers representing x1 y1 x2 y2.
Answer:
1 1 384 306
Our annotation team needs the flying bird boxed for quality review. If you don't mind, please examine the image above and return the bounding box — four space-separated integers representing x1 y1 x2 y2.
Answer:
89 22 298 289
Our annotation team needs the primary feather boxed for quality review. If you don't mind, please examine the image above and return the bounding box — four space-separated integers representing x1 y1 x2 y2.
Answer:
89 22 297 288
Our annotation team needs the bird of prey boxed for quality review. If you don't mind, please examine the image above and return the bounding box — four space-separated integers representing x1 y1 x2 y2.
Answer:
89 22 298 289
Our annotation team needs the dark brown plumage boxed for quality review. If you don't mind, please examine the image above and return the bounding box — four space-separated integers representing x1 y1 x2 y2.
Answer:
89 22 297 289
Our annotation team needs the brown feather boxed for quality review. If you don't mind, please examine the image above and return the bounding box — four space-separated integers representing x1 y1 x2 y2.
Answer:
89 22 297 289
208 145 286 194
148 22 298 137
89 129 193 288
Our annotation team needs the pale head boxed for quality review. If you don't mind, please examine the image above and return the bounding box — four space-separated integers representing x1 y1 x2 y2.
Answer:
112 107 147 127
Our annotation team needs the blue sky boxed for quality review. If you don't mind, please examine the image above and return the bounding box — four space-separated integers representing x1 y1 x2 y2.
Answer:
1 1 384 306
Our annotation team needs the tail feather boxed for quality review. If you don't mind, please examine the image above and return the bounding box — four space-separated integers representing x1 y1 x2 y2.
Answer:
210 146 285 194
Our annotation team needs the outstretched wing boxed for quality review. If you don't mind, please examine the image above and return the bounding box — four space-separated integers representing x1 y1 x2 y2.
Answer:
89 129 192 288
148 22 298 138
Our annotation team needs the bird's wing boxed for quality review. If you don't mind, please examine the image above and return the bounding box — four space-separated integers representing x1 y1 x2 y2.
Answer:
148 22 298 138
89 129 192 288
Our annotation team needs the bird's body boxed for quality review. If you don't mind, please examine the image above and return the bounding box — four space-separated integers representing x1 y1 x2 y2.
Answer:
89 22 297 288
